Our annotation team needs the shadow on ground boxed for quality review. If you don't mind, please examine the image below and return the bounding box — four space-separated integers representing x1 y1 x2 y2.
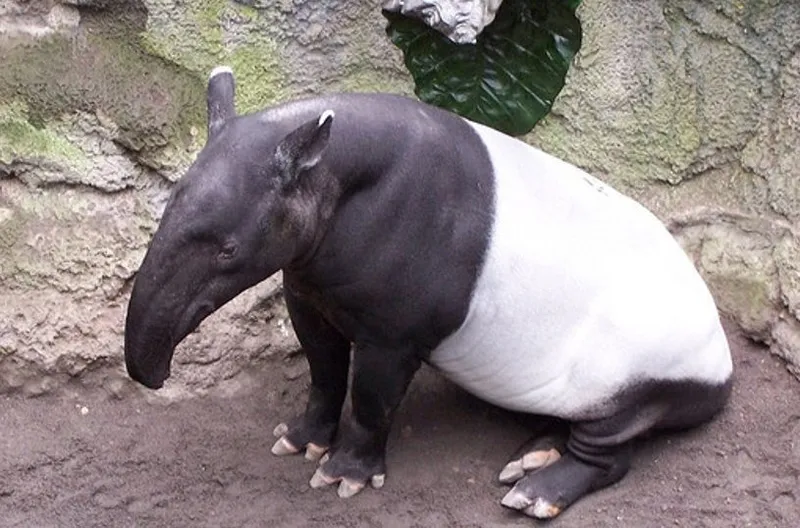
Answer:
1 320 799 527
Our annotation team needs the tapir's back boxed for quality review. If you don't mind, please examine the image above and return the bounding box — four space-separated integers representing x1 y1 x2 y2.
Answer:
430 121 733 419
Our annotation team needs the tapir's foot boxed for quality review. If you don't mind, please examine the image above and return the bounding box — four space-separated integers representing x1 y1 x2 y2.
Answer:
308 448 386 498
270 418 336 462
498 434 567 485
500 450 631 520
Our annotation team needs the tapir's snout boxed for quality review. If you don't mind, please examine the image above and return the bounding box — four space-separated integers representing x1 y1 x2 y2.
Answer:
123 278 179 391
124 271 218 391
125 350 170 390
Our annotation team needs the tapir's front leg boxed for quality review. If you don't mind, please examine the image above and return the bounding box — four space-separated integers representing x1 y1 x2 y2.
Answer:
272 290 351 461
310 342 421 498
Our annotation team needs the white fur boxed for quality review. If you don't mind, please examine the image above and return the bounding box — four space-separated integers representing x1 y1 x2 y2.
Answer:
318 109 335 126
429 121 732 419
209 65 233 79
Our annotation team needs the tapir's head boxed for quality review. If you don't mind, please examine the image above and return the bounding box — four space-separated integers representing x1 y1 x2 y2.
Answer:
124 66 336 389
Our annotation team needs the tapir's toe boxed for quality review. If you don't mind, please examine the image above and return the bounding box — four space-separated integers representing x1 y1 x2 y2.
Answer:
271 422 330 460
304 442 328 461
501 483 565 520
498 434 566 484
271 435 330 460
369 473 385 489
308 467 385 498
309 467 338 489
271 436 300 456
498 447 562 484
526 498 562 519
500 488 533 510
273 422 289 438
498 460 525 483
336 478 364 498
501 489 562 519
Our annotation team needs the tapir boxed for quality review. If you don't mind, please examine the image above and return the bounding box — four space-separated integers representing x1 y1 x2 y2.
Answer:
124 66 733 519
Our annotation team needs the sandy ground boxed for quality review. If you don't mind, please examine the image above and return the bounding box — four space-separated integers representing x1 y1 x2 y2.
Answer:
1 321 799 528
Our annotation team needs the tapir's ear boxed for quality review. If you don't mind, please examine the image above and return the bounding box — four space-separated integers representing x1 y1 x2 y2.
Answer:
274 110 335 184
207 66 236 140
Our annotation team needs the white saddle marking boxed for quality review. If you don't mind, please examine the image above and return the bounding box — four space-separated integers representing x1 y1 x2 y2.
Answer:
429 121 732 419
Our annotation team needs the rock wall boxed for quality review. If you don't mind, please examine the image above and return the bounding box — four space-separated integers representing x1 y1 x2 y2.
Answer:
530 0 800 377
0 0 412 397
0 0 798 397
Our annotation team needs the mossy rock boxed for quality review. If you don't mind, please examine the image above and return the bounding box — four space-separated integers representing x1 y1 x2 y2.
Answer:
0 1 209 166
0 101 86 166
140 0 287 123
0 36 205 165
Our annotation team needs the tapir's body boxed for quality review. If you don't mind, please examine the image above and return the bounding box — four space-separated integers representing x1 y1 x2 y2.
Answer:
432 121 730 419
124 67 732 520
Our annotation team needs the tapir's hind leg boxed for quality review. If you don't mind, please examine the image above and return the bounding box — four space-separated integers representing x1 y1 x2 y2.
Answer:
271 290 351 462
501 378 732 519
500 411 640 519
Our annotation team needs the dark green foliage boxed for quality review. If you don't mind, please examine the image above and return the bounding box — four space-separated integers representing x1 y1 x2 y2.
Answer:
384 0 582 136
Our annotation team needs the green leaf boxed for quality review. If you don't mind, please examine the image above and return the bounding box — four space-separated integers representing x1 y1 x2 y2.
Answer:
384 0 582 136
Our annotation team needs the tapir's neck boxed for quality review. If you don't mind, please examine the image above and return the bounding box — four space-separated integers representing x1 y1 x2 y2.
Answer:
285 170 343 271
262 94 458 271
275 93 496 347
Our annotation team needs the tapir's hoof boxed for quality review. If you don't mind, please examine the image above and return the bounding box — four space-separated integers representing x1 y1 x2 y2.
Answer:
305 443 328 461
271 436 330 460
309 469 365 498
500 488 532 510
271 423 330 460
336 478 364 498
271 436 300 456
498 432 567 485
309 468 338 489
273 423 289 438
370 474 385 489
501 490 562 519
498 460 525 483
498 445 563 484
309 467 386 498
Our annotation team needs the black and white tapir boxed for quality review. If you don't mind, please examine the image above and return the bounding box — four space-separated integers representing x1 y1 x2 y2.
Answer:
124 66 733 519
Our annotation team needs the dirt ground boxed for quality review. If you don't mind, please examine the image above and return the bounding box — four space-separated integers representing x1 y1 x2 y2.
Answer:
1 320 799 528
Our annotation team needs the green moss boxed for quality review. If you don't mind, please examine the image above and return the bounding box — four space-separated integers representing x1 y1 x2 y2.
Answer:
329 13 413 96
238 4 260 22
708 273 775 336
0 29 206 162
140 0 287 117
333 67 413 95
0 37 75 126
0 101 85 166
527 113 574 157
140 0 217 70
229 44 285 114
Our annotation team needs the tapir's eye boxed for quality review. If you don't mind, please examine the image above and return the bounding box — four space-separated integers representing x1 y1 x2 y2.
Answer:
218 243 238 260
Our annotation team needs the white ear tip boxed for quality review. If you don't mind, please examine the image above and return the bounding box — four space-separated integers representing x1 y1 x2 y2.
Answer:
318 109 335 126
209 65 233 79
